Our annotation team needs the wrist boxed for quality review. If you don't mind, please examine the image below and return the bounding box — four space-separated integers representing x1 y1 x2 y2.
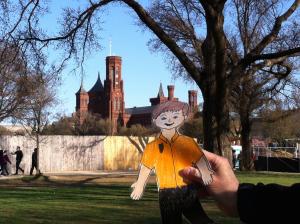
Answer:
218 188 238 216
215 180 239 216
135 181 144 188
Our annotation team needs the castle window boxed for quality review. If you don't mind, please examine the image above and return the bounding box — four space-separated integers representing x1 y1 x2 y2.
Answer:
110 67 114 79
119 98 121 110
114 99 117 111
115 67 119 78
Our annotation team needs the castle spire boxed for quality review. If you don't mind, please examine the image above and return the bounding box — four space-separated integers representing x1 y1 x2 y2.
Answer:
88 72 104 93
109 39 112 56
76 75 86 94
80 75 84 87
157 82 164 97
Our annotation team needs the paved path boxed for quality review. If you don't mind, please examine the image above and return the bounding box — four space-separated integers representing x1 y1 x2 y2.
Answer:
0 174 24 180
0 170 138 180
44 170 138 176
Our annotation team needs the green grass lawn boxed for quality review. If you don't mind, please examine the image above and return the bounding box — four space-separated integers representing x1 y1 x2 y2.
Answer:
0 171 299 224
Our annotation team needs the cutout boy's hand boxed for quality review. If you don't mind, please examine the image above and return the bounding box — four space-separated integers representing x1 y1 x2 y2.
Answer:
130 182 144 200
200 169 214 185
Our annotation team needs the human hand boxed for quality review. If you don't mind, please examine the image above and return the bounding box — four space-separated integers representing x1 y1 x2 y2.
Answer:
130 182 144 200
180 150 239 216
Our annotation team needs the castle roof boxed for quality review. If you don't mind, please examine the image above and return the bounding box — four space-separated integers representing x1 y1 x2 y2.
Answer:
76 84 87 94
125 106 155 115
157 82 164 98
89 73 104 93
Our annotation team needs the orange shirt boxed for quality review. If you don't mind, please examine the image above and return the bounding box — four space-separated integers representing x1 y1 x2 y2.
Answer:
141 132 203 189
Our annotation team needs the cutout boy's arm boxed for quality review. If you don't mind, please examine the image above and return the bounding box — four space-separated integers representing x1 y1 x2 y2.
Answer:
131 165 151 200
196 156 214 185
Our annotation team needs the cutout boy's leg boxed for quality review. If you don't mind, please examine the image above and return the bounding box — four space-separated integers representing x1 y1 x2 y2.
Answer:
182 185 214 224
159 189 183 224
183 199 214 224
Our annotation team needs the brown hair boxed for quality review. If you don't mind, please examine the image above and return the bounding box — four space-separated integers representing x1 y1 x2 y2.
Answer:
152 101 189 120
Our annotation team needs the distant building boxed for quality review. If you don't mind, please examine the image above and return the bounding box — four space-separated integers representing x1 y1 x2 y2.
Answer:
75 55 198 133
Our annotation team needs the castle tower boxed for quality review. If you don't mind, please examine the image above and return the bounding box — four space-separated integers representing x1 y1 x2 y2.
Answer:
75 83 89 124
88 73 104 114
104 56 125 133
167 85 174 100
150 83 168 106
188 90 198 112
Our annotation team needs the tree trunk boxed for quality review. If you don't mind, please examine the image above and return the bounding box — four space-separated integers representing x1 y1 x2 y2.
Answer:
199 2 231 156
36 133 41 174
240 114 254 170
201 79 231 156
202 95 217 153
215 70 231 158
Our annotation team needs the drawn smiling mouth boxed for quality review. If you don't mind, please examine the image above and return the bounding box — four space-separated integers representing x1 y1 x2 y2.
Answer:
164 122 174 126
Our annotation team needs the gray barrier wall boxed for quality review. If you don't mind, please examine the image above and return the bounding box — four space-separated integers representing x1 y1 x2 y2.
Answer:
0 135 142 174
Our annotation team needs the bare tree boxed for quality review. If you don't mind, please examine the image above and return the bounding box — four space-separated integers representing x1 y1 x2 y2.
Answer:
14 71 57 174
119 124 158 154
231 73 295 170
43 116 76 135
73 112 112 135
228 0 300 169
2 0 300 156
180 116 204 143
0 43 32 122
258 95 300 141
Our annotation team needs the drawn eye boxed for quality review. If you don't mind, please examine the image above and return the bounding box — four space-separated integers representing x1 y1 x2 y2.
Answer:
173 116 178 119
161 117 167 120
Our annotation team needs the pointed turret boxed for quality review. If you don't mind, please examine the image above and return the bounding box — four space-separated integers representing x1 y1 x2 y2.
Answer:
157 82 164 97
76 77 87 94
75 78 89 124
150 82 168 106
89 72 104 93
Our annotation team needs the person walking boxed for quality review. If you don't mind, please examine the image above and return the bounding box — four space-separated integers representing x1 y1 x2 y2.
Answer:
2 150 11 175
11 146 24 175
232 150 237 169
30 148 38 175
0 149 4 175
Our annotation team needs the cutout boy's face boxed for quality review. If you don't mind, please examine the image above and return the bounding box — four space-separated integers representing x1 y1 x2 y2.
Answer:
153 110 186 130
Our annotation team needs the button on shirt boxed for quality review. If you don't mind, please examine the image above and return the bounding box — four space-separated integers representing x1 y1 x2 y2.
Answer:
141 133 203 189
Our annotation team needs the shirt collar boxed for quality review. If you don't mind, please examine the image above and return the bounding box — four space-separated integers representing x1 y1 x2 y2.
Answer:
159 131 180 144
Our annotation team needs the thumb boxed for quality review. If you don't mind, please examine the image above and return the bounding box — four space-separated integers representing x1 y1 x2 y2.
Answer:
131 182 137 188
179 167 202 183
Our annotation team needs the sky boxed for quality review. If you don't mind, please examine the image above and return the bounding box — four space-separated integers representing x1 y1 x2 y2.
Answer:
44 1 201 116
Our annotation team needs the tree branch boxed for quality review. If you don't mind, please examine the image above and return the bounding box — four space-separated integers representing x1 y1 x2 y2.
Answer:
250 0 300 55
120 0 201 80
248 47 300 62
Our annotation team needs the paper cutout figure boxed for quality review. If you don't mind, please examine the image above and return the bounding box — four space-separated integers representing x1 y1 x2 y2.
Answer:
131 101 214 224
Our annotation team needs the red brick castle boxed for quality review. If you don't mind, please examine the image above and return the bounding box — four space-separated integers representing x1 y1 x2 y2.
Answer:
75 56 198 133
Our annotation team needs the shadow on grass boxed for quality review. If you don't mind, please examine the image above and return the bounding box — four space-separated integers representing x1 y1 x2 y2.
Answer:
20 173 135 187
0 174 241 224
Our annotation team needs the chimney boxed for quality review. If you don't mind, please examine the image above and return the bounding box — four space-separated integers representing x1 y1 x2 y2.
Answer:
167 85 174 101
188 90 198 111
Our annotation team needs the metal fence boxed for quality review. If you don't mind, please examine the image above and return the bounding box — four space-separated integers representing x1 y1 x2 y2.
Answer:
251 146 300 172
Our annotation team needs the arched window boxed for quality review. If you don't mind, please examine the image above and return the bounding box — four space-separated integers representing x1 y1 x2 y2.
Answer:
110 67 114 79
113 98 117 111
115 67 119 78
119 98 122 110
117 98 121 110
